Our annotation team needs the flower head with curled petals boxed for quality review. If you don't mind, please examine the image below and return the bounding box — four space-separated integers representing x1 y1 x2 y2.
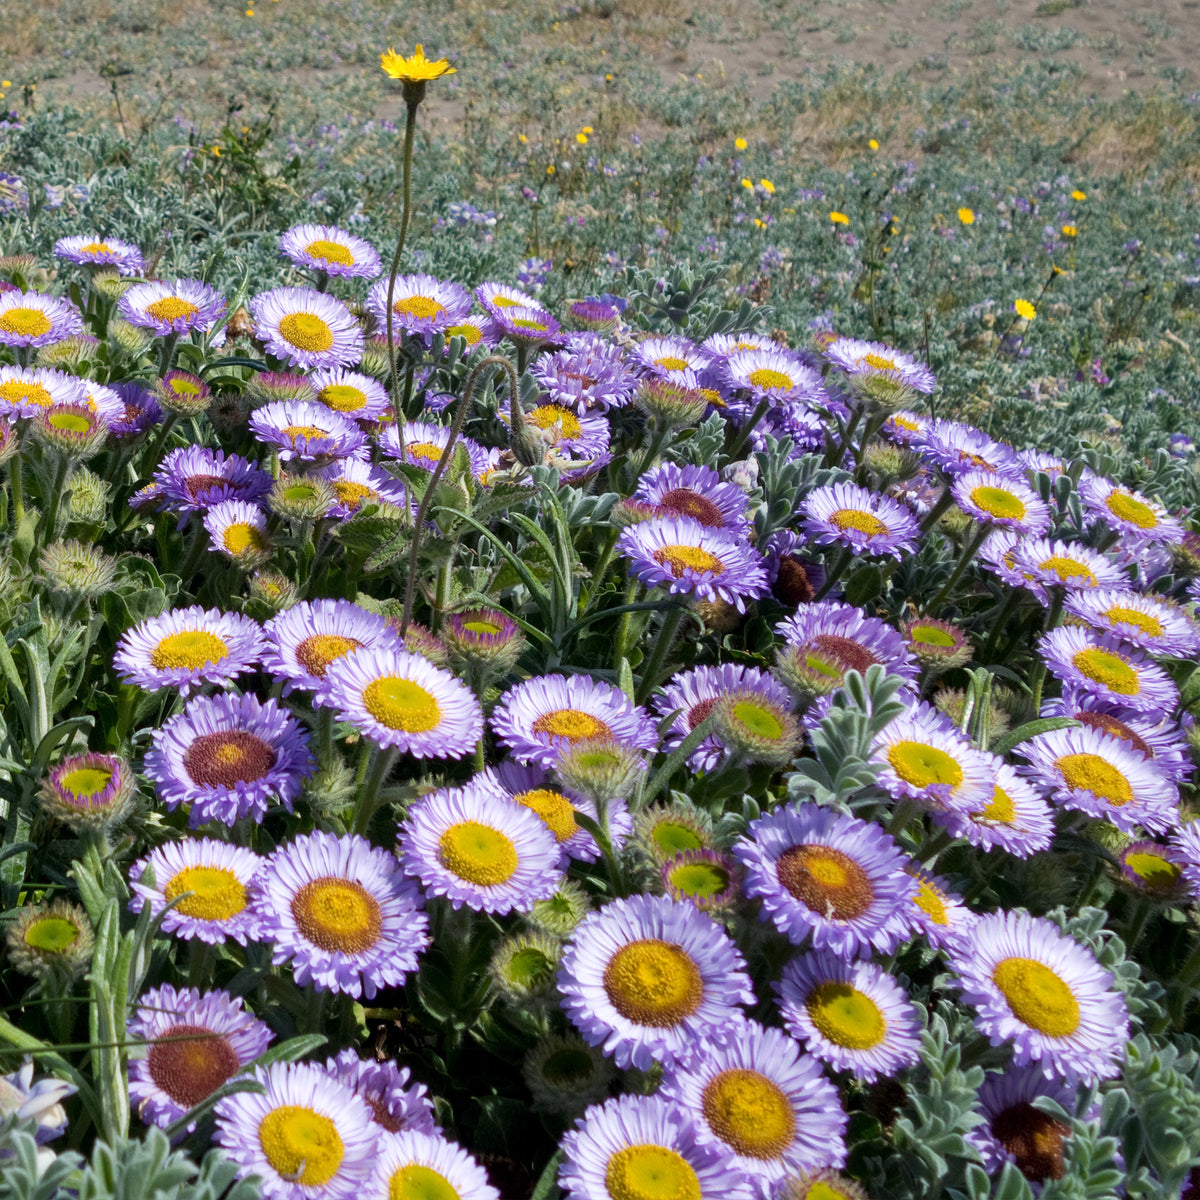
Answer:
822 335 936 393
953 469 1051 536
279 224 381 279
636 461 751 532
380 44 457 82
0 366 86 418
321 1048 435 1137
55 235 144 275
369 1130 498 1200
1039 625 1178 716
1080 476 1186 545
263 599 398 693
804 482 920 559
250 399 367 463
1063 588 1200 658
0 291 83 348
366 272 471 339
155 446 272 517
933 759 1055 858
250 287 364 370
119 279 225 336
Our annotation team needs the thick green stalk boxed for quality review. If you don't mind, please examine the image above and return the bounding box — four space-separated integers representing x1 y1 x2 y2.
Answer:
636 605 687 703
351 746 399 837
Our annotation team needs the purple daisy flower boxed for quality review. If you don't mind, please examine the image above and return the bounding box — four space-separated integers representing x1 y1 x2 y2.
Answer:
919 420 1023 479
378 420 492 481
1006 537 1127 600
250 287 364 369
725 346 831 408
492 674 658 768
660 1018 848 1188
775 950 922 1082
76 381 126 426
128 838 263 945
1063 588 1200 658
399 777 564 913
315 457 413 519
1079 476 1186 545
119 279 226 336
560 1093 754 1200
882 410 930 445
491 302 562 344
144 692 314 827
154 446 272 516
822 335 936 393
635 334 706 383
321 1048 435 1136
515 400 610 462
128 984 273 1130
308 367 391 421
803 482 920 559
952 469 1052 536
113 606 265 695
1169 824 1200 903
1019 448 1070 480
932 760 1055 858
366 272 472 339
368 1130 499 1200
635 462 750 532
250 399 367 463
54 235 144 275
557 892 755 1071
441 313 501 353
263 598 399 693
255 831 430 999
0 366 85 418
203 500 270 563
775 600 919 683
0 291 83 348
279 223 380 278
1039 626 1177 716
475 280 544 316
733 802 919 955
530 334 638 412
945 910 1129 1084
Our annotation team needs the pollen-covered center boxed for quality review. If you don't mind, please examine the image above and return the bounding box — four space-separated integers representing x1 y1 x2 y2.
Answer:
445 322 482 344
333 481 376 511
992 1102 1069 1183
977 785 1016 823
183 730 277 789
147 1024 240 1108
776 844 874 920
258 1105 345 1187
969 485 1027 521
1105 490 1157 530
701 1068 796 1159
829 508 888 537
532 707 612 743
290 876 383 953
278 312 335 352
658 487 725 527
604 1144 702 1200
295 633 363 678
304 239 354 267
0 381 53 407
528 404 582 438
992 956 1081 1037
887 740 964 790
24 916 80 953
1037 556 1096 585
1102 605 1164 639
408 441 444 466
150 630 229 671
0 308 52 337
282 424 330 443
223 523 265 555
603 939 703 1027
652 544 726 577
806 981 887 1049
60 766 113 798
145 297 199 323
810 634 879 674
392 295 445 321
862 352 897 371
319 384 367 412
513 788 578 843
1073 711 1151 758
184 473 230 499
438 820 519 886
1054 752 1133 805
1071 647 1139 695
81 242 112 254
362 676 442 732
164 865 248 921
747 367 794 391
388 1164 459 1200
654 355 690 372
914 879 949 925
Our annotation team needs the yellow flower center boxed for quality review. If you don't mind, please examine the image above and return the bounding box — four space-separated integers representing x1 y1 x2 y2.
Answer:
829 508 888 537
512 317 549 332
145 297 199 322
970 485 1027 521
60 766 113 797
531 708 612 742
0 308 52 337
604 1145 701 1200
1037 556 1096 585
513 788 578 843
887 741 964 789
333 480 377 511
282 423 329 441
319 384 368 412
1124 851 1181 890
445 322 482 345
0 380 52 407
1071 647 1139 695
388 1164 461 1200
1054 752 1133 805
408 441 444 466
81 242 112 254
747 367 794 391
991 957 1081 1037
48 410 93 433
915 878 949 924
295 633 362 678
258 1106 344 1187
223 523 264 555
278 312 334 352
164 866 248 921
730 699 785 740
806 981 887 1049
862 352 897 371
1105 491 1158 530
776 845 874 919
652 545 725 577
304 238 354 267
290 876 382 953
393 295 446 322
149 629 229 671
528 404 582 438
979 785 1016 823
700 1068 796 1159
24 916 80 953
362 676 442 732
910 623 957 647
170 376 203 396
1102 606 1164 639
654 356 689 372
438 820 519 885
603 939 703 1026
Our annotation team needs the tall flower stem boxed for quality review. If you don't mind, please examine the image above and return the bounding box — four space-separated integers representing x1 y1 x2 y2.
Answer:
351 745 399 836
927 524 990 611
1028 588 1066 714
636 605 687 704
8 455 25 523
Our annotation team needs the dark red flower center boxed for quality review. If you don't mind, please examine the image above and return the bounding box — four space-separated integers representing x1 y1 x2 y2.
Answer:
147 1024 240 1108
183 731 277 788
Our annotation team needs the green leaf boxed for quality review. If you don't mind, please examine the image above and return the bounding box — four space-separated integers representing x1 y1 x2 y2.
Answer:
992 717 1080 758
643 714 718 802
529 1150 566 1200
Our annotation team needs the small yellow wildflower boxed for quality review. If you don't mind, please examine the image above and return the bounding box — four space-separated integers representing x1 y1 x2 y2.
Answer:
380 44 457 84
869 138 879 150
605 73 613 82
576 133 588 144
1015 299 1036 321
829 211 850 225
1 81 11 89
754 218 767 228
958 207 975 225
1061 224 1077 238
760 178 775 194
582 126 594 134
518 133 528 143
546 164 555 176
741 178 753 190
735 137 748 150
1071 189 1087 201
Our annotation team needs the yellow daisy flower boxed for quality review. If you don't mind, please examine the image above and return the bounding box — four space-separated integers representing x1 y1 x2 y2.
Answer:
380 44 457 84
829 212 850 225
869 138 879 150
735 137 748 150
1061 224 1077 238
958 207 975 225
1071 189 1087 201
1015 299 1036 321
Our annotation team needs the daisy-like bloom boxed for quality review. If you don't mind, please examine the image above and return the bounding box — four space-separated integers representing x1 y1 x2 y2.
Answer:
531 335 638 413
30 402 109 459
441 313 500 353
365 272 472 339
1039 626 1177 716
1019 448 1070 480
368 1130 497 1200
322 1049 435 1137
0 290 82 348
308 367 390 421
803 482 920 560
1080 476 1186 545
54 235 144 275
934 759 1055 858
557 892 754 1071
1018 723 1177 835
946 910 1129 1083
203 499 270 565
256 831 430 999
635 461 750 532
320 645 482 757
250 398 367 463
400 778 563 913
314 458 410 520
661 1018 847 1189
108 380 163 435
559 1093 754 1200
952 468 1051 536
776 601 919 684
822 336 936 394
491 302 562 345
77 380 126 424
725 346 830 407
155 369 212 417
919 419 1023 479
903 616 974 675
279 223 380 279
119 278 226 336
442 607 526 676
113 606 265 695
1169 824 1200 903
381 43 457 82
145 692 314 826
775 951 922 1082
881 410 928 445
39 751 135 833
492 674 658 768
0 1061 74 1146
263 598 398 693
907 868 977 949
128 984 273 1130
214 1060 377 1200
734 803 919 955
516 400 610 461
618 516 769 611
653 664 794 773
871 702 995 812
634 334 706 384
0 365 85 417
129 838 263 945
1064 587 1200 658
475 280 543 316
251 287 364 370
154 446 272 516
378 420 492 481
711 687 803 768
1006 537 1127 600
